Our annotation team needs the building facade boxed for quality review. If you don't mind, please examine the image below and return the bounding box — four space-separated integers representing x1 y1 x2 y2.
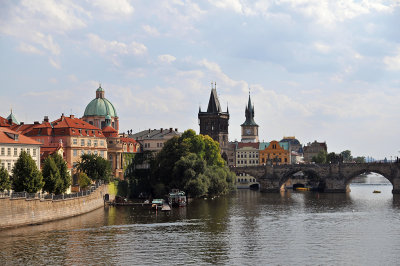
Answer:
259 141 290 165
241 92 259 143
0 127 42 173
130 128 181 153
198 85 230 158
303 141 328 163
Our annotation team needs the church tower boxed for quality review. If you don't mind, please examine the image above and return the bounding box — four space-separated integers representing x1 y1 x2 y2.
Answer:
198 83 229 150
241 91 259 143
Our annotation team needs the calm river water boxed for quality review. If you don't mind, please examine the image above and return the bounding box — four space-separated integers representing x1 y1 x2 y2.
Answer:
1 174 400 265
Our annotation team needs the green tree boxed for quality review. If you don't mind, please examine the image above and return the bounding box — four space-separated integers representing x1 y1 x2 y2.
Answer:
42 156 62 194
126 151 155 198
11 151 44 193
312 150 327 164
78 172 91 190
0 164 11 192
52 153 71 193
354 156 366 163
77 154 111 182
341 150 353 162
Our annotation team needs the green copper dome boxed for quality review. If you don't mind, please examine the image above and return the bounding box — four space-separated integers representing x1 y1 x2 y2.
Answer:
83 86 118 117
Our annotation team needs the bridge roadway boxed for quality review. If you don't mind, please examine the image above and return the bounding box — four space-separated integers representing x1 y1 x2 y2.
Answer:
230 162 400 193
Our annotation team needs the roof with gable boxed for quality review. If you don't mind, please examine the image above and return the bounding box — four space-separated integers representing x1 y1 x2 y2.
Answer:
237 142 260 149
102 125 118 138
259 141 289 151
0 127 42 145
130 128 182 141
0 116 13 127
51 115 105 138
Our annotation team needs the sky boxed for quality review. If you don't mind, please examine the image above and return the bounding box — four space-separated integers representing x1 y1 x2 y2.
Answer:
0 0 400 159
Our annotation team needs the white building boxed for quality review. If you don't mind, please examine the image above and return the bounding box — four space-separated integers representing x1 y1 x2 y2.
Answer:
0 127 42 172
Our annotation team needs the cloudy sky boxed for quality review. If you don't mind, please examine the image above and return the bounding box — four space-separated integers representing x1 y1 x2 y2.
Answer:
1 0 399 159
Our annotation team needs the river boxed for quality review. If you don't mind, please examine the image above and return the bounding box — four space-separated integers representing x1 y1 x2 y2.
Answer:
1 173 400 265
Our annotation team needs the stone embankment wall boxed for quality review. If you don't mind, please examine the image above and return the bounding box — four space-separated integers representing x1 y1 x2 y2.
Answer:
0 185 109 230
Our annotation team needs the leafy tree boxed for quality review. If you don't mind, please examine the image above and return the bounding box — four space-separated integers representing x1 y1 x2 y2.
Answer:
312 150 327 164
78 172 91 190
11 151 44 193
52 153 71 192
341 150 353 162
0 164 11 192
326 152 342 163
42 156 62 194
77 154 111 182
126 151 155 198
354 156 366 163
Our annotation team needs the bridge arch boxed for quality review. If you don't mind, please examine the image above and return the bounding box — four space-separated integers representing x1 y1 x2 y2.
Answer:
279 168 322 190
344 169 393 189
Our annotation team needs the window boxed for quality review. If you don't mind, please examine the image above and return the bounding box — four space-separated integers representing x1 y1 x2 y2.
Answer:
7 148 11 156
27 148 30 155
73 139 77 145
14 148 17 156
73 150 77 156
94 140 98 147
87 140 91 146
7 162 11 171
81 150 84 155
81 139 85 146
100 151 104 157
100 141 104 146
1 148 4 156
33 149 36 156
94 150 98 155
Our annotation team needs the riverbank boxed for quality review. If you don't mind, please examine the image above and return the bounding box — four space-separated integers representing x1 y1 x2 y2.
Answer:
0 184 110 230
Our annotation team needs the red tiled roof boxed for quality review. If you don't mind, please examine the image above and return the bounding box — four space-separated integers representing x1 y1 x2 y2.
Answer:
237 142 260 149
120 137 138 144
0 127 42 145
51 115 105 138
10 123 38 135
0 116 13 127
102 125 118 138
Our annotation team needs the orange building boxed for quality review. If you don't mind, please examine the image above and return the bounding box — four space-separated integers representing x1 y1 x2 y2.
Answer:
259 141 290 165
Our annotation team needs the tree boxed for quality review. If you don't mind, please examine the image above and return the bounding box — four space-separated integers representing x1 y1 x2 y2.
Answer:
11 151 44 193
52 153 71 193
354 156 366 163
42 156 62 194
78 172 91 190
0 164 11 192
312 150 327 164
77 154 111 182
341 150 353 162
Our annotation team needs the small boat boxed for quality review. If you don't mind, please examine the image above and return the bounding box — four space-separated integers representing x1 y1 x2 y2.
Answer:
168 189 187 207
295 187 310 191
151 199 164 210
373 190 381 193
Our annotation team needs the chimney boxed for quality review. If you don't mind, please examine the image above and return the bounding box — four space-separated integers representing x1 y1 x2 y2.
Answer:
175 128 178 132
148 128 151 133
20 122 24 125
61 113 65 121
43 116 49 123
70 115 74 119
169 128 172 132
160 128 163 133
34 121 39 125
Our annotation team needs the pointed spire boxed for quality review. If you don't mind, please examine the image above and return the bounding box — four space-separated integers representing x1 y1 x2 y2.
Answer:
241 89 258 126
226 102 229 114
206 83 222 113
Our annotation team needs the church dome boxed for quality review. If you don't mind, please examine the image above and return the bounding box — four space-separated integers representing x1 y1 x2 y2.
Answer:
83 86 118 117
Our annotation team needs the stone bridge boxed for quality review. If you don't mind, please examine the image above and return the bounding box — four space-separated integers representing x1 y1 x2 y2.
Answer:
230 163 400 193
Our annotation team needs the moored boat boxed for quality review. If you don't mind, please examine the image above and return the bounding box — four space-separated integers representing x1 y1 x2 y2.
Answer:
168 189 187 207
373 190 381 193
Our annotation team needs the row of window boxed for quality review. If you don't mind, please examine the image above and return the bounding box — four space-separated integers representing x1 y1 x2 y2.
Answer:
1 158 37 172
72 139 105 147
237 154 259 158
144 143 164 148
237 160 259 165
0 147 37 157
237 178 256 183
73 149 105 157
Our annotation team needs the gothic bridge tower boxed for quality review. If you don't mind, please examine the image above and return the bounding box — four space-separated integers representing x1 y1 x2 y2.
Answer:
241 91 259 143
198 83 229 151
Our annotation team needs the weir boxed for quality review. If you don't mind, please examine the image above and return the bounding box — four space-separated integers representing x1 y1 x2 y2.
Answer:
230 163 400 193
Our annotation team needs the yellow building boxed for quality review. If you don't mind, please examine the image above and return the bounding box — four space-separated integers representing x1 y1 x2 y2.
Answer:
259 141 290 165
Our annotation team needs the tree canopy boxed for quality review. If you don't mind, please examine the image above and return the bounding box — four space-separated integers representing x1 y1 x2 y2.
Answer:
42 153 71 194
0 163 11 192
11 151 44 193
129 129 236 198
77 154 111 182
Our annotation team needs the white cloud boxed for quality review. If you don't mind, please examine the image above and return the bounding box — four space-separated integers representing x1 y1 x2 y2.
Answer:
49 58 61 69
87 34 147 55
142 25 160 37
158 54 176 63
17 43 43 55
314 42 331 53
384 48 400 71
89 0 134 18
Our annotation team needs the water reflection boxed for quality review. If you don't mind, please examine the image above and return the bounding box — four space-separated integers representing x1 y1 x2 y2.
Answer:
1 174 400 265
